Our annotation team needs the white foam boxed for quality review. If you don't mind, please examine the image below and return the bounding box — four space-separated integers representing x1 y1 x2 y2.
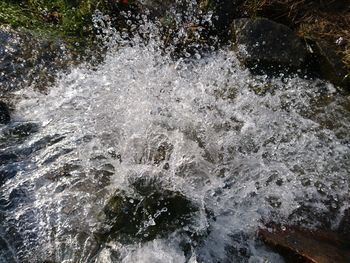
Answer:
1 13 350 263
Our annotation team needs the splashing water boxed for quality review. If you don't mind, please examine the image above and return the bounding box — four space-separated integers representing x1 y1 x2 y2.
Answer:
1 9 350 263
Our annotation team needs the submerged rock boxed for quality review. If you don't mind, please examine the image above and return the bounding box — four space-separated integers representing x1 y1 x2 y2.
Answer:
231 18 307 70
0 122 39 147
0 101 10 124
259 226 350 263
97 189 198 243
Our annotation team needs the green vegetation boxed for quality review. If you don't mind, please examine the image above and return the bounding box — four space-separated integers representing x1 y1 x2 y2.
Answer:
1 1 88 33
0 0 124 46
0 0 348 81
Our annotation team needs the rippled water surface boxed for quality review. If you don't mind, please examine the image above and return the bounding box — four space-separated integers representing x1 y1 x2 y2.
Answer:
1 13 350 263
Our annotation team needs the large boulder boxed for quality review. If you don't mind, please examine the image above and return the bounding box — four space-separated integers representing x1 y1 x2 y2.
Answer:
231 18 307 70
96 188 199 243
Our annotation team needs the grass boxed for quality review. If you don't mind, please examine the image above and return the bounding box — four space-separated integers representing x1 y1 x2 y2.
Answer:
1 0 349 75
0 0 123 47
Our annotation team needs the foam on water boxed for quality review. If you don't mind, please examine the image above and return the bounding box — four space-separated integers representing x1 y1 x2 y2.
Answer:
1 13 350 263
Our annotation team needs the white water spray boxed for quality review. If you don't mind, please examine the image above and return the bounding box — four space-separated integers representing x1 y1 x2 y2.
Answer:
0 10 349 263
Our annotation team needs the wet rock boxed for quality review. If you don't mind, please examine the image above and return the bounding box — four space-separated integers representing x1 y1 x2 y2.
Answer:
0 122 39 147
198 0 244 35
0 101 10 124
0 26 72 93
103 0 175 29
338 208 350 237
0 152 18 165
153 141 173 164
0 165 17 186
4 122 39 138
258 225 350 263
306 40 350 89
225 232 252 261
231 18 307 70
97 189 198 243
137 0 174 18
0 235 18 263
286 203 336 230
128 172 163 196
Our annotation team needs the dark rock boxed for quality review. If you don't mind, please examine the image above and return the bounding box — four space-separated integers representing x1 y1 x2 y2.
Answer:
0 152 18 165
0 164 17 186
0 26 72 93
104 0 176 26
128 173 163 195
199 0 244 35
97 189 198 243
4 122 39 138
0 235 17 263
259 225 350 263
0 101 10 124
338 208 350 237
137 0 174 18
0 123 40 150
0 122 39 147
231 18 307 70
306 40 350 89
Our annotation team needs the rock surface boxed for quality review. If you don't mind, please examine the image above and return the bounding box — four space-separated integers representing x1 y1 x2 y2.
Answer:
97 188 198 243
0 101 10 124
0 26 72 93
231 18 307 70
137 0 174 18
199 0 244 33
259 226 350 263
338 208 350 237
307 40 350 89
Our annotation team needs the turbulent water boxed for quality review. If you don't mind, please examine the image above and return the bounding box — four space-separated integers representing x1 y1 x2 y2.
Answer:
1 10 350 263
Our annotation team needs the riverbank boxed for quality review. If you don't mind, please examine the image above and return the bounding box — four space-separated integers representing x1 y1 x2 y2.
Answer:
0 0 349 90
1 1 350 262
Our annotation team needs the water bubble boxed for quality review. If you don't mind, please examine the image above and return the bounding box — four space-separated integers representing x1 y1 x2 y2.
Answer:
2 6 350 262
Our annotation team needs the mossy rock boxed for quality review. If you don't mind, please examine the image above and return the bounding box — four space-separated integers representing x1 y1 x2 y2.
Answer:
96 189 198 243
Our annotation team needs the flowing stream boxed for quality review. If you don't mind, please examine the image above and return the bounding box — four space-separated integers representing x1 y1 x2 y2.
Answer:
0 10 350 263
